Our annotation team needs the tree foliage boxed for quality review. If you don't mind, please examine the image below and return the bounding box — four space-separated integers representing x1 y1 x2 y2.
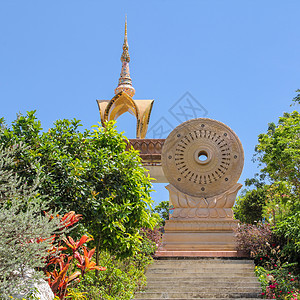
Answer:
274 211 300 261
255 110 300 209
0 112 156 262
292 89 300 105
257 111 300 178
238 94 300 270
153 200 170 226
233 186 267 224
235 106 300 225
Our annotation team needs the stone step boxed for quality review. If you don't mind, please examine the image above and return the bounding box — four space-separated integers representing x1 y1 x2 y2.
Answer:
147 264 255 270
143 287 260 293
135 291 261 299
153 259 254 264
146 267 255 273
135 298 262 300
147 275 258 284
147 261 255 267
145 282 261 289
153 258 254 262
150 263 255 268
146 271 257 278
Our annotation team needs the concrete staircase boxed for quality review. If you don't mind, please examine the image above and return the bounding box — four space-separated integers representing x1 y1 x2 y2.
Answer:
135 258 262 300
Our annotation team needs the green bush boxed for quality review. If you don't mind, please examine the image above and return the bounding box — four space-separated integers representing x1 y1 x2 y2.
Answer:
255 264 300 299
68 234 155 300
236 222 300 299
274 212 300 267
0 143 60 299
233 187 267 224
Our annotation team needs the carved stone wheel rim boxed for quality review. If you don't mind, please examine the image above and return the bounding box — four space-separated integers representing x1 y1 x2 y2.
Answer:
162 118 244 198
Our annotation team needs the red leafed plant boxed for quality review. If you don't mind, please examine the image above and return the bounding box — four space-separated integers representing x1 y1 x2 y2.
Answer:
75 247 106 276
60 211 82 229
62 235 93 253
43 212 106 300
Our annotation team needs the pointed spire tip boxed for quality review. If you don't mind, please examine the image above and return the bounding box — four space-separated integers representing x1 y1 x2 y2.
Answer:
115 16 135 98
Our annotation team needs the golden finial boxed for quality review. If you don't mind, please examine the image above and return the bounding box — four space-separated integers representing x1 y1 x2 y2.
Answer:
115 16 135 97
124 15 127 43
121 15 130 63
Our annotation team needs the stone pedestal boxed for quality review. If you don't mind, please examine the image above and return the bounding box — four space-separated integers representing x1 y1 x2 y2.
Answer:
163 220 238 251
161 183 241 251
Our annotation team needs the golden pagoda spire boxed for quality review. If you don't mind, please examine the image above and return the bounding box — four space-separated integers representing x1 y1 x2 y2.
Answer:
97 17 154 138
114 16 135 97
122 15 129 61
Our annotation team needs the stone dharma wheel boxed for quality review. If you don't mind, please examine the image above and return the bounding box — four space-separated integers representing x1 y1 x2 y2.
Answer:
162 118 244 198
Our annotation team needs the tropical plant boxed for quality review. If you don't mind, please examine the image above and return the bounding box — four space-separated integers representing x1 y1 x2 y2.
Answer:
253 98 300 266
292 89 300 105
45 234 106 299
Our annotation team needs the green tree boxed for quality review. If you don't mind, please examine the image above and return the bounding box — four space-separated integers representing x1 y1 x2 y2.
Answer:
0 112 156 265
253 95 300 266
233 186 267 224
292 88 300 105
255 110 300 214
233 175 268 224
0 143 60 299
153 200 170 226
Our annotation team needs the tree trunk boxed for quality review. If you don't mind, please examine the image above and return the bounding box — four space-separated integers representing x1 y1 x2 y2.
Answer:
95 235 101 277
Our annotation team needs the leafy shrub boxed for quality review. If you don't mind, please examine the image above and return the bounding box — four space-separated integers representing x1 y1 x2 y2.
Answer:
67 232 155 300
0 143 61 299
233 187 267 224
45 234 106 299
274 212 300 266
255 265 299 299
236 222 300 299
68 252 151 300
140 227 162 253
235 223 276 261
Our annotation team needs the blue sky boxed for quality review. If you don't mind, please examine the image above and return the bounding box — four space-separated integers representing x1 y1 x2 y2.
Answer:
1 0 299 206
